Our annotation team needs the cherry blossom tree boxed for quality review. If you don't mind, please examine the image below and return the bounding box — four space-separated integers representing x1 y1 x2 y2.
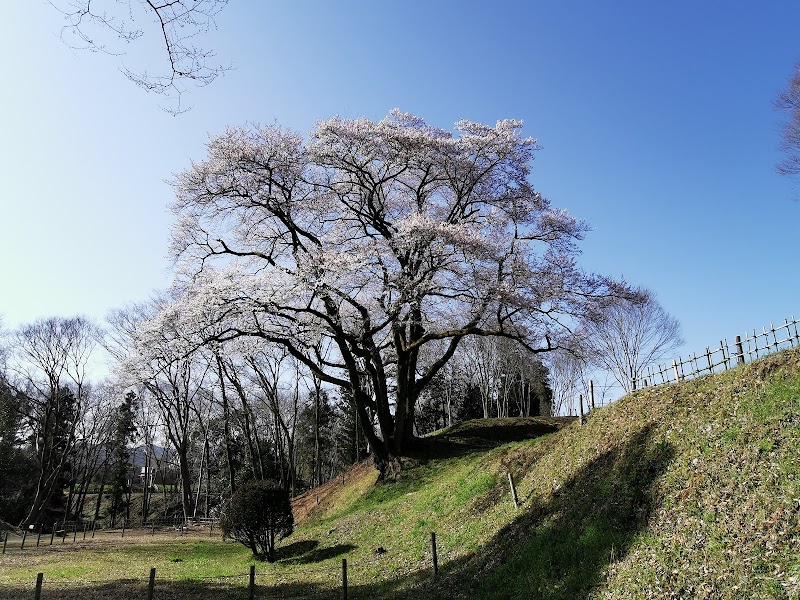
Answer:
108 300 211 519
166 110 629 469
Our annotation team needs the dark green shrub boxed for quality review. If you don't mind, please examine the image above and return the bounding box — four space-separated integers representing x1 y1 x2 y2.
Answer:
220 479 293 561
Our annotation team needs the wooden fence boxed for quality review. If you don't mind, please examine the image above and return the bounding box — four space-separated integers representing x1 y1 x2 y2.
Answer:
5 528 452 600
1 518 220 555
632 317 800 390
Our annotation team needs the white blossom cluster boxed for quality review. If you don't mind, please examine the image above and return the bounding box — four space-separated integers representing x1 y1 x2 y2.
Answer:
144 110 624 457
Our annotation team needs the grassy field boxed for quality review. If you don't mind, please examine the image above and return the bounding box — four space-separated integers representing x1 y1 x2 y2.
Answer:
2 349 800 599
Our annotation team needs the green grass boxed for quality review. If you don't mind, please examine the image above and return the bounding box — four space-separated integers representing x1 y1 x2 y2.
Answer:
3 351 800 598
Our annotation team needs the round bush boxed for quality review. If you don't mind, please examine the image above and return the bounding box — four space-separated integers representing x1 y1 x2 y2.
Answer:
220 479 293 562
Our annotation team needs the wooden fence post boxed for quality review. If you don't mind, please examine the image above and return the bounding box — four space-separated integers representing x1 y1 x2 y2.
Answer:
342 558 348 600
73 526 77 543
589 380 595 410
672 359 680 382
36 524 42 547
121 520 126 538
249 564 255 600
508 473 519 509
578 394 584 425
21 529 27 550
147 567 156 600
91 521 96 539
50 523 56 546
735 335 745 365
2 532 7 554
431 532 439 577
34 573 43 600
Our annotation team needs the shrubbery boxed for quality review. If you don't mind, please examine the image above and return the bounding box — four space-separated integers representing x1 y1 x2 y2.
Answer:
219 479 293 562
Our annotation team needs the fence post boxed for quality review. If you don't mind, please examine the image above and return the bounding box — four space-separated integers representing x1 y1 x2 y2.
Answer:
342 559 348 600
147 567 156 600
91 521 96 539
73 526 77 543
249 564 255 600
578 394 584 425
508 473 519 509
50 523 56 546
735 335 745 365
36 524 42 547
34 573 43 600
672 359 680 382
2 532 7 554
431 532 439 578
21 528 27 550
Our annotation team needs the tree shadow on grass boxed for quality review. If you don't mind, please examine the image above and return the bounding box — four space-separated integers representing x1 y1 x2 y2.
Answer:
426 421 675 600
279 542 356 565
276 539 318 560
2 420 674 599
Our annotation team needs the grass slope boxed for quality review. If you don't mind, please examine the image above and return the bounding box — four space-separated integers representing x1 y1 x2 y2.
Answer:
2 350 800 599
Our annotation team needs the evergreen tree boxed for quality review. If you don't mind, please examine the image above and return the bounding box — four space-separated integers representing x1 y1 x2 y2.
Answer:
109 392 137 525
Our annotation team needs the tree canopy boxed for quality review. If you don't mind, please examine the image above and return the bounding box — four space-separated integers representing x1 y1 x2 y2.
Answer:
160 110 629 465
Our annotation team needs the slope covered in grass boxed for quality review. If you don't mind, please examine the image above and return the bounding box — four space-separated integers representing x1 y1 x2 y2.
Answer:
290 349 800 599
2 349 799 599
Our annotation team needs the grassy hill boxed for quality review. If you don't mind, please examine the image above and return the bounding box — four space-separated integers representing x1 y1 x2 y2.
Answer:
2 348 799 599
289 348 800 598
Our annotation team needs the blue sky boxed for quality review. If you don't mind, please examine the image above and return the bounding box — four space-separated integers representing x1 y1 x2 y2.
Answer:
1 1 798 377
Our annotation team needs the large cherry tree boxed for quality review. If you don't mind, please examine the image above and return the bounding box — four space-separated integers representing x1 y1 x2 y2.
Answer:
166 110 626 466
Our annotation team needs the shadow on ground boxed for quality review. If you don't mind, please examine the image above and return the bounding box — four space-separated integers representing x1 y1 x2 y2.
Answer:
278 541 356 565
0 420 672 600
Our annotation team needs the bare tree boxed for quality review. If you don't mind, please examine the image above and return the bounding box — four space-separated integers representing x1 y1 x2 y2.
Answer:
547 349 584 416
776 60 800 176
7 316 101 525
50 0 229 112
581 291 683 394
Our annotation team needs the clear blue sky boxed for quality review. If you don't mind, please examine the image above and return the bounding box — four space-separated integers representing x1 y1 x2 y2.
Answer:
2 1 799 375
